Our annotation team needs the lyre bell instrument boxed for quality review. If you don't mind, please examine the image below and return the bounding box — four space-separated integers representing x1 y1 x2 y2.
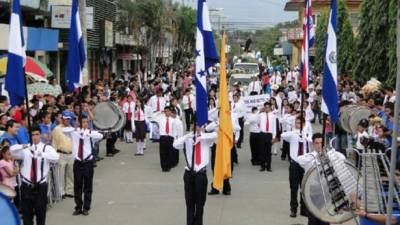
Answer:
353 138 400 216
301 138 360 224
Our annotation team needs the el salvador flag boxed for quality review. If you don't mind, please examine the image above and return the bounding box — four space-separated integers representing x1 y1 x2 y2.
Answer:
195 0 219 126
5 0 26 107
322 0 339 123
66 0 86 92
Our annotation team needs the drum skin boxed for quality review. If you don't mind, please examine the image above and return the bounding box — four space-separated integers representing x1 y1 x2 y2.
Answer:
93 102 126 132
301 162 360 224
339 105 373 134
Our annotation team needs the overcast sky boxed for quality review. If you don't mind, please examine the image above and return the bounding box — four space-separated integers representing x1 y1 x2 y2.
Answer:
173 0 297 30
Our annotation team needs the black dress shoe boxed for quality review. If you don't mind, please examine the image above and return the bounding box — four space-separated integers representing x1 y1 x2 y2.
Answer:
290 211 297 218
267 168 272 172
259 167 266 172
64 194 74 198
300 209 308 217
82 210 89 216
106 153 114 157
208 190 219 195
222 191 231 196
72 210 82 216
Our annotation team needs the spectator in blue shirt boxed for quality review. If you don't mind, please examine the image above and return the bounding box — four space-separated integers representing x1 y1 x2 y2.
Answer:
0 120 20 145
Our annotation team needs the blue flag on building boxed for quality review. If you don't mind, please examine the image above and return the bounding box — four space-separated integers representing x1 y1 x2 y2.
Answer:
322 0 339 123
5 0 26 106
66 0 86 92
195 0 219 126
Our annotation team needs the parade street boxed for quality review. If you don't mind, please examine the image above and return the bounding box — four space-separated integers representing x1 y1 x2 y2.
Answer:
45 126 352 225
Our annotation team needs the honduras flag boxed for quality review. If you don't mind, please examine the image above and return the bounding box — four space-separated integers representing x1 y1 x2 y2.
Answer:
5 0 26 107
195 0 219 126
321 0 339 123
66 0 86 92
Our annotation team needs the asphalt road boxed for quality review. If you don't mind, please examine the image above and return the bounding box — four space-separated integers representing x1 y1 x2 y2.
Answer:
46 126 356 225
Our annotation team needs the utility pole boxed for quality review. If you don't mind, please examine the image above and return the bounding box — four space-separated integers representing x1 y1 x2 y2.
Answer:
387 2 400 225
79 0 88 85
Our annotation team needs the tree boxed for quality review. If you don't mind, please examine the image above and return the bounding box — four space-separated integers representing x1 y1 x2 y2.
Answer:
314 10 328 73
354 0 390 84
387 0 397 86
337 0 355 76
174 6 196 63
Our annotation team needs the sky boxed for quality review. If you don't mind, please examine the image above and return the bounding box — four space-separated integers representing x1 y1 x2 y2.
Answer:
173 0 297 30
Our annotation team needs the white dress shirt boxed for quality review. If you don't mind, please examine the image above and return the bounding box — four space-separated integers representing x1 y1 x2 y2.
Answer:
63 128 103 161
281 130 312 163
205 112 241 142
208 107 218 122
288 90 298 104
245 112 260 133
248 81 262 94
148 95 166 113
182 94 196 110
173 132 217 172
257 112 278 139
280 114 295 132
270 75 282 86
155 114 175 137
287 71 298 85
122 101 136 114
10 142 59 184
231 101 246 118
172 117 184 139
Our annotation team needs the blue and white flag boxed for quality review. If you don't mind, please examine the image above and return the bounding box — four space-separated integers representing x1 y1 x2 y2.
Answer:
66 0 86 92
322 0 339 123
195 0 219 126
5 0 26 106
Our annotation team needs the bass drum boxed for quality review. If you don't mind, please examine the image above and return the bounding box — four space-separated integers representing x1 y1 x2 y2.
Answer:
0 192 20 225
301 162 360 224
93 101 126 132
339 105 373 134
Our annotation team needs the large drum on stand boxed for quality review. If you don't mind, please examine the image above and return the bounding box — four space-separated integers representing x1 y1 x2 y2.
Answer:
339 105 373 134
93 101 126 133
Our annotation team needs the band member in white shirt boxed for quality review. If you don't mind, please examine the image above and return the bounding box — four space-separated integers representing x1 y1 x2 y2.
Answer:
258 102 278 172
171 108 184 167
298 133 343 225
170 97 183 119
182 89 196 131
148 89 166 114
10 125 59 225
132 98 147 156
281 117 312 218
155 106 175 172
248 75 262 95
173 126 217 225
280 104 296 160
245 107 261 165
63 115 103 216
270 72 282 86
231 94 246 149
206 112 241 196
122 95 135 143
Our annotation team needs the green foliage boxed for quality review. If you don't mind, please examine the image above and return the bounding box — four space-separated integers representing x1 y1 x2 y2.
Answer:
314 10 329 73
354 0 391 85
255 20 298 62
388 0 397 86
337 0 355 76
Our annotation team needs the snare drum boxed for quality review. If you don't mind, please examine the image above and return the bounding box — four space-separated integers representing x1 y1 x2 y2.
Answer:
0 184 16 198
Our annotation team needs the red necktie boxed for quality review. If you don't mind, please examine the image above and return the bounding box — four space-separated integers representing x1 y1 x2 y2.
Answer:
30 148 37 183
137 109 141 120
265 114 269 132
188 96 192 108
166 117 170 134
78 137 84 160
127 103 132 120
298 142 304 156
195 139 201 165
252 82 255 91
157 98 160 111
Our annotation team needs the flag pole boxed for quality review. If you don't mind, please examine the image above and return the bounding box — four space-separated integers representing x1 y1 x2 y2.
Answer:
23 72 32 143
